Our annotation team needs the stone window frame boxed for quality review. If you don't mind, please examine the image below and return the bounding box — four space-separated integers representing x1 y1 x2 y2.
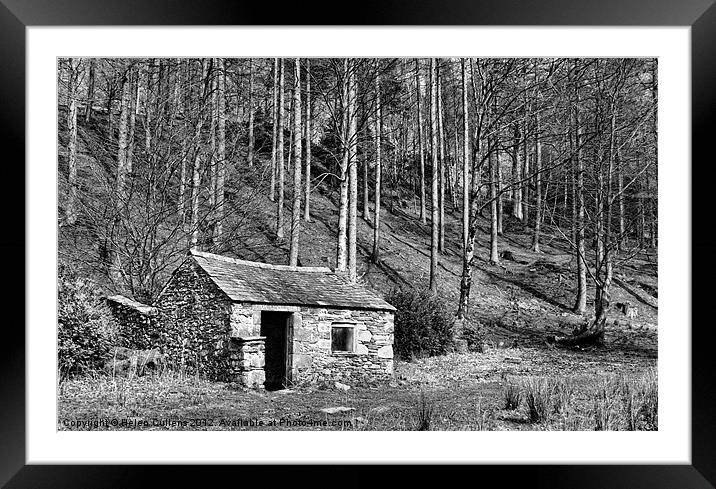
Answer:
330 321 357 355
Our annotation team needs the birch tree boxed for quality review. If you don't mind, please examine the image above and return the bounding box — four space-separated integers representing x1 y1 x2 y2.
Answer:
289 58 302 266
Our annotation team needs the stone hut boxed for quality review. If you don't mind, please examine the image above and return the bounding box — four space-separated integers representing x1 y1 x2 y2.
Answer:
112 249 396 390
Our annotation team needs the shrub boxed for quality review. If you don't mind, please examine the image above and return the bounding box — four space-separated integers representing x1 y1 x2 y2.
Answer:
387 288 454 360
58 263 119 379
461 321 485 352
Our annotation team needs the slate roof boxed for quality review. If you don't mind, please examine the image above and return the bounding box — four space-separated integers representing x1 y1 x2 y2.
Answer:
189 250 396 312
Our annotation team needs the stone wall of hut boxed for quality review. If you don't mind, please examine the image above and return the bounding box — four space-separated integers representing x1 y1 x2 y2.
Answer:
152 259 233 380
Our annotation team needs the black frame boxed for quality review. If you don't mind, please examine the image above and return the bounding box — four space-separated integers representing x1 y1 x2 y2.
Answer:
3 0 713 486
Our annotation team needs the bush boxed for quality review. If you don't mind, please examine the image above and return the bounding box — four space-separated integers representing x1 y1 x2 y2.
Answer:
387 288 454 360
461 322 485 352
58 263 119 379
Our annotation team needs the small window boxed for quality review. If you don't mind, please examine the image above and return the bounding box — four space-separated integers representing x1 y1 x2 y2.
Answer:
331 323 355 353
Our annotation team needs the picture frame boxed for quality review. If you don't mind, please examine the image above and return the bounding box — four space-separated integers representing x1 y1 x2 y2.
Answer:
4 0 713 485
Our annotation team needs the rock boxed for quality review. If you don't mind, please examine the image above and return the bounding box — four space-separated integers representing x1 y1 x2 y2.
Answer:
504 356 522 364
334 381 351 392
105 347 164 376
453 339 469 354
500 250 516 261
320 406 355 414
357 329 373 342
377 345 394 359
369 405 391 414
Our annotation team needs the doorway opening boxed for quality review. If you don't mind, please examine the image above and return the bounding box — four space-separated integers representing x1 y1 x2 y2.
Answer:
260 311 293 391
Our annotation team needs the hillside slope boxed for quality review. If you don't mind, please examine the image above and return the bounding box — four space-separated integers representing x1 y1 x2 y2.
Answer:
58 107 658 359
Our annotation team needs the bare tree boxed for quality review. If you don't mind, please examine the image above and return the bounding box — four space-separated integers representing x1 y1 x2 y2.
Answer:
85 58 95 123
336 59 351 273
437 62 446 253
303 59 312 222
276 59 286 241
429 58 439 292
270 58 278 202
247 59 255 168
416 59 427 225
215 58 226 244
347 62 359 283
66 59 80 225
372 66 382 263
289 58 303 266
572 60 587 314
461 59 470 252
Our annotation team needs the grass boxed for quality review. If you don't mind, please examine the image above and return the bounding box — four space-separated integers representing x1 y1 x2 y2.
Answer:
57 362 658 431
503 380 521 410
523 377 552 424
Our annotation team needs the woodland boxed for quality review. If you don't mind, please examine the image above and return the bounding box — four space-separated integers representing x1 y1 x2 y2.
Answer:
59 57 657 345
57 57 659 431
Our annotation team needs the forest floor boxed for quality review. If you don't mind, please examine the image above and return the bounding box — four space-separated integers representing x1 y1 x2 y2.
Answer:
58 121 658 431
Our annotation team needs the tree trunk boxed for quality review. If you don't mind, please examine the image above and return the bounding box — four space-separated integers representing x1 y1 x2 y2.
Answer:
347 64 359 283
363 144 370 222
66 59 79 225
116 68 132 211
512 123 523 220
270 58 279 202
617 148 625 250
489 141 500 265
127 67 137 175
215 58 226 245
521 97 531 224
572 64 587 314
276 59 286 241
416 59 427 225
461 59 471 252
532 111 542 252
372 68 382 264
112 67 132 281
208 62 218 241
145 58 157 153
495 118 503 236
303 59 312 222
437 63 446 253
457 186 480 319
289 58 303 266
85 58 95 123
336 59 350 272
248 59 255 167
178 59 188 221
190 59 210 248
429 58 439 292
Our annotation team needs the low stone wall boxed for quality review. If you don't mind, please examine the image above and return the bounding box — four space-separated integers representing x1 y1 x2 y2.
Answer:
106 295 159 349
